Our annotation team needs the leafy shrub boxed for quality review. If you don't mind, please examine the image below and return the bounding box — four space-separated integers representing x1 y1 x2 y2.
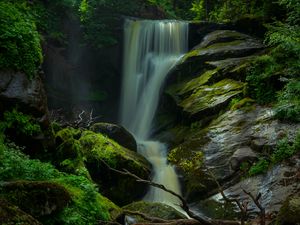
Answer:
248 158 270 176
0 108 41 136
246 55 280 104
248 131 300 176
275 80 300 122
271 132 300 163
0 2 42 78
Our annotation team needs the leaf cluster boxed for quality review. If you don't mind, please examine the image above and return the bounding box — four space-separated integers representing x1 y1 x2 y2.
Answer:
0 1 42 78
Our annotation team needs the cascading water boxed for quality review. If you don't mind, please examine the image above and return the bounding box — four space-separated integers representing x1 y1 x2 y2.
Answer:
120 19 188 208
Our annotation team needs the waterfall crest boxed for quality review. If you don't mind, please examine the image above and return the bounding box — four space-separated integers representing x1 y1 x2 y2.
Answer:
120 19 188 208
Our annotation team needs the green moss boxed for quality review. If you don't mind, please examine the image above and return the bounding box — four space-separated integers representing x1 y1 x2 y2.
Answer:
204 40 243 50
168 146 204 175
0 2 42 78
230 97 255 110
0 142 119 224
56 128 82 143
276 195 300 225
179 79 245 115
0 108 41 136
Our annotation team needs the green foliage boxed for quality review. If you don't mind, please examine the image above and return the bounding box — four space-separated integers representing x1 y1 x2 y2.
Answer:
0 140 118 224
78 0 142 48
190 0 205 20
271 132 300 163
0 1 42 78
248 158 270 176
0 109 41 136
244 0 300 121
248 131 300 176
275 80 300 122
246 55 279 104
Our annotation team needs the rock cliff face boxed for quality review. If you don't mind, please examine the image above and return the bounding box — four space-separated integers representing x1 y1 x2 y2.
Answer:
0 71 48 124
156 27 300 219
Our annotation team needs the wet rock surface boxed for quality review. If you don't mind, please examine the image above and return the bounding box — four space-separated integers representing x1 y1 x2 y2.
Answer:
0 71 48 120
209 153 300 216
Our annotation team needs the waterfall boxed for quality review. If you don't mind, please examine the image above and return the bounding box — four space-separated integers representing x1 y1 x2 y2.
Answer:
120 19 188 208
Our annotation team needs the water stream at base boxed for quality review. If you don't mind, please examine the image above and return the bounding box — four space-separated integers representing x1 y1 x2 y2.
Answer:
119 19 188 209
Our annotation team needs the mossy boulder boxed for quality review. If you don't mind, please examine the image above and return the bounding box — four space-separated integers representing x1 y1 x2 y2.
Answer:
55 128 151 205
167 78 245 119
0 181 71 218
55 128 88 176
0 198 42 225
90 122 137 151
123 201 186 221
166 30 263 86
276 195 300 225
80 131 151 205
182 30 263 64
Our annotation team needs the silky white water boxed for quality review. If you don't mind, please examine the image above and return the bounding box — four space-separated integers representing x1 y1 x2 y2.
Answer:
120 19 188 208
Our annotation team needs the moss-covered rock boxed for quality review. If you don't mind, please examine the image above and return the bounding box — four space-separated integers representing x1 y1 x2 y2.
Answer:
80 131 151 205
0 198 42 225
0 143 121 224
0 181 71 218
181 30 263 64
54 128 151 205
167 107 300 201
168 78 245 118
123 201 186 221
276 195 300 225
90 122 137 151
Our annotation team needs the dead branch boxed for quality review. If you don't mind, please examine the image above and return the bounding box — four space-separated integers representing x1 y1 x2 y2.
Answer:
123 210 168 223
242 190 265 225
134 219 202 225
100 160 240 225
210 174 247 225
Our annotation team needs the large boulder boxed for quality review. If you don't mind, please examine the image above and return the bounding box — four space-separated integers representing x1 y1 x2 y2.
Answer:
167 78 245 119
0 181 71 218
182 30 264 63
166 30 264 86
0 198 42 225
55 128 151 205
90 122 137 151
0 71 48 124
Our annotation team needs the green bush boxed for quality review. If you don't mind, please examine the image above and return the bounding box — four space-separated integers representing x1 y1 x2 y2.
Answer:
248 158 270 176
246 55 280 104
248 131 300 176
0 140 119 224
275 80 300 122
0 108 41 136
0 1 42 78
271 132 300 163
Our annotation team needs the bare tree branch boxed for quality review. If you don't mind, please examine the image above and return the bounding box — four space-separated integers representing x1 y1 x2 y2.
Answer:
99 159 241 225
242 190 265 225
